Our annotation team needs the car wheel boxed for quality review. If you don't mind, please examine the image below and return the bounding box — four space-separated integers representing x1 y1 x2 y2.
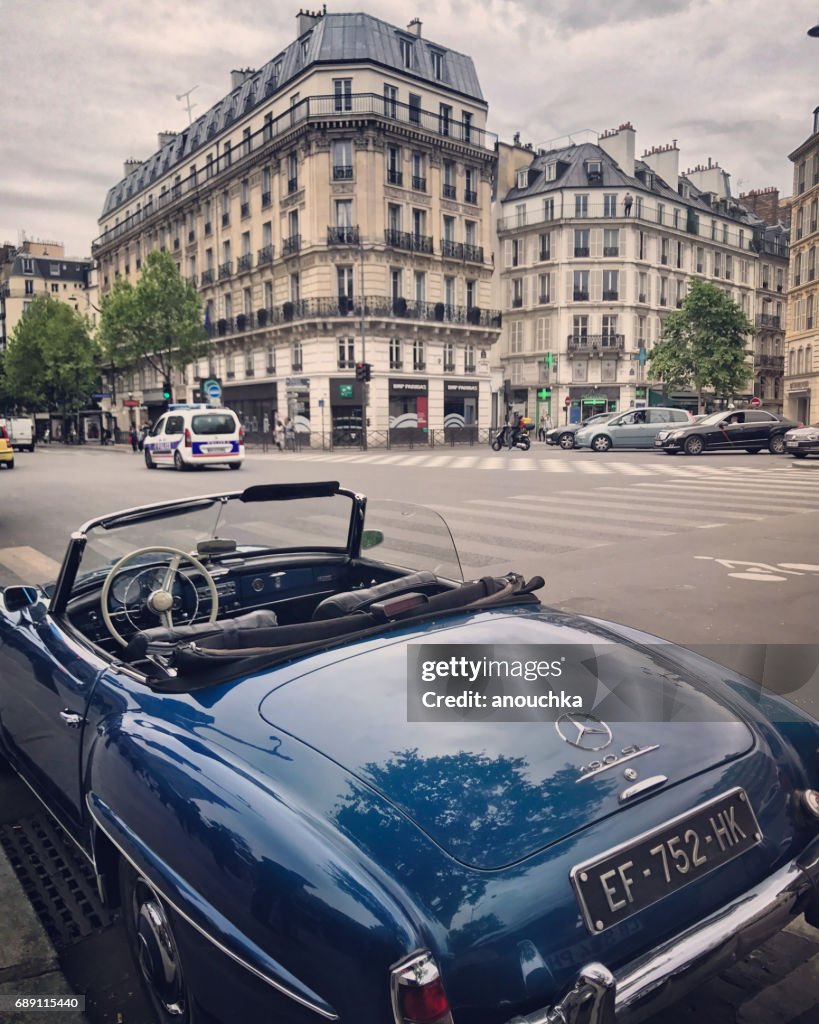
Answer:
558 433 575 450
792 451 808 459
229 462 242 470
173 451 185 471
590 434 611 453
684 435 704 456
745 448 762 454
120 862 198 1024
144 450 156 470
7 461 14 470
768 434 786 455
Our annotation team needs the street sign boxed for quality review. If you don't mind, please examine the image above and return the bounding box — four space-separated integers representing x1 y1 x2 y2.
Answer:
93 392 112 399
749 396 762 408
123 399 140 408
203 378 222 401
564 396 571 406
318 398 325 408
286 376 310 388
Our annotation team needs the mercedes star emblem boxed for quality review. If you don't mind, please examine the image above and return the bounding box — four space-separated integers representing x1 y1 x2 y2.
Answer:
555 713 613 751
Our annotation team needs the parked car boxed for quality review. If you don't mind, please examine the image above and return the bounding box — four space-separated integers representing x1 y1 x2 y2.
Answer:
544 411 619 450
575 407 691 451
784 422 819 459
0 425 14 469
2 482 819 1024
655 409 799 455
0 416 35 452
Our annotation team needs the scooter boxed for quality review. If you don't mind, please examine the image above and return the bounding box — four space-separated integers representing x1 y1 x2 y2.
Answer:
491 428 531 452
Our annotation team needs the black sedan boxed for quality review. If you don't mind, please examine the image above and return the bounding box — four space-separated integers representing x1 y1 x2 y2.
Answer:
655 409 798 455
785 422 819 458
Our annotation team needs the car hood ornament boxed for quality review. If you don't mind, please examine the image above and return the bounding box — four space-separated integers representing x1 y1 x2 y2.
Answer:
556 713 613 751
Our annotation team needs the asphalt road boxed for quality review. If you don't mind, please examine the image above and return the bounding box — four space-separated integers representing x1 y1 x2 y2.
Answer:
1 441 818 1023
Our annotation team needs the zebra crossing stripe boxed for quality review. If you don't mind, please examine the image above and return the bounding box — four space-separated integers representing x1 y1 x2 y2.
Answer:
515 492 763 520
472 497 719 529
433 501 672 538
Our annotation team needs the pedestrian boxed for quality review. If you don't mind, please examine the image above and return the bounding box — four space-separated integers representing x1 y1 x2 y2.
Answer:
538 413 552 442
129 426 138 452
274 418 284 452
623 192 633 216
138 425 147 451
284 417 295 452
261 414 270 453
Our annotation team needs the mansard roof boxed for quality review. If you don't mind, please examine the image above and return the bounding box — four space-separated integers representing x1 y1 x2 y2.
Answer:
101 12 484 219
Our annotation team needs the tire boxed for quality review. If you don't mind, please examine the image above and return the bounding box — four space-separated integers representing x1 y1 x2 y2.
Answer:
745 448 762 454
792 451 808 459
491 438 503 452
558 433 575 450
144 450 156 469
519 436 531 451
229 462 242 470
590 434 612 453
684 435 704 456
664 450 679 455
768 434 786 455
6 460 14 470
119 861 198 1024
174 451 185 471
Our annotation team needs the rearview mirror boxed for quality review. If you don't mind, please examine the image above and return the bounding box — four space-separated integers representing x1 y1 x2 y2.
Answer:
361 529 384 550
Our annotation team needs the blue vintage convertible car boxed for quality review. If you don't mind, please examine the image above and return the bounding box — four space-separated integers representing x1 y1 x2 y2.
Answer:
1 481 818 1024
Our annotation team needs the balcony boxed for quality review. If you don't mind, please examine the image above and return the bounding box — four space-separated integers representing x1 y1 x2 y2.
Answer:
443 184 456 200
201 268 214 285
464 363 476 373
443 362 456 372
261 192 271 208
204 222 212 236
222 213 230 227
288 177 298 193
327 225 360 245
464 189 478 204
638 293 647 303
237 253 253 272
512 297 523 308
464 243 484 263
756 354 785 369
240 202 249 218
188 230 196 243
602 290 619 301
413 362 426 372
603 247 619 257
441 239 463 259
661 255 669 265
574 247 590 257
187 275 197 287
538 294 550 305
387 169 403 186
257 244 274 267
218 260 232 279
412 175 427 191
539 249 551 261
384 229 433 254
333 165 354 180
567 334 626 353
236 312 254 332
282 234 301 255
573 290 589 301
173 238 180 250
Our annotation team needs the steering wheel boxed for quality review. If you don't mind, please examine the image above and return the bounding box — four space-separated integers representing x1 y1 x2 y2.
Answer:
101 546 219 648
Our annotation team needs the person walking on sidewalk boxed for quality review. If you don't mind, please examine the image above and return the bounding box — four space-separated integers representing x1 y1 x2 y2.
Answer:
129 426 138 452
274 418 284 452
285 418 295 452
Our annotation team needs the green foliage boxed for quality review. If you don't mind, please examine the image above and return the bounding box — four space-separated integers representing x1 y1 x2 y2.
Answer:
98 249 207 379
4 296 100 412
648 279 753 408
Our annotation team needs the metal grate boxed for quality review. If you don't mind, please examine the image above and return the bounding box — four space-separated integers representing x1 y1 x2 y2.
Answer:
0 814 114 948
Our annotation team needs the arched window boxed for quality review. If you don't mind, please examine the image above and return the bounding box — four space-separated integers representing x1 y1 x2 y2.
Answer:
807 345 813 373
789 349 796 375
797 348 804 374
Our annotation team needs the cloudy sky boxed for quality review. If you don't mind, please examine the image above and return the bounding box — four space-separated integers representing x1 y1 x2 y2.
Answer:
3 0 818 257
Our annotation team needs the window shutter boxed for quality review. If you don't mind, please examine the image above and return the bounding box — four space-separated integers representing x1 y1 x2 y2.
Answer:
565 270 573 301
504 239 513 268
591 269 603 302
566 231 574 259
591 228 603 258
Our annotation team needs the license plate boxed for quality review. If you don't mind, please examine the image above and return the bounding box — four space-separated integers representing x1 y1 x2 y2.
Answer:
654 438 664 446
786 441 797 447
571 788 761 934
207 445 230 453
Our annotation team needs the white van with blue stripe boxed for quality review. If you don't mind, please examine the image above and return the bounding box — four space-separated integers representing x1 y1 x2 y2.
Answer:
144 405 244 471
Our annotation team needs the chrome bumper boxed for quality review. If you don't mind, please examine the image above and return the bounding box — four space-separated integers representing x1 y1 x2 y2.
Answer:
505 836 819 1024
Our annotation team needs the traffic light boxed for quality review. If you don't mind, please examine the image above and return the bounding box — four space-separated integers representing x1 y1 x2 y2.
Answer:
162 380 173 401
364 362 372 382
355 362 372 383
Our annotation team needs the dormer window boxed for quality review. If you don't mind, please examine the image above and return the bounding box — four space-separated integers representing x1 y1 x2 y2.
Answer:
517 169 528 189
431 50 444 79
301 36 310 62
399 37 413 68
544 162 557 182
586 160 602 183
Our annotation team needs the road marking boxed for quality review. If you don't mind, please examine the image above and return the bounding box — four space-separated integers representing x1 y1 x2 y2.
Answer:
0 546 61 582
736 953 819 1021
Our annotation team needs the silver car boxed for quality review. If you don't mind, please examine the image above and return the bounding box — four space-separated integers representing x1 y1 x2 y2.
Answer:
575 407 691 451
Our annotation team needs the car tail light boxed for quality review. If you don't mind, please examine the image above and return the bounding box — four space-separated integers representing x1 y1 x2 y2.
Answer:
184 428 192 448
391 951 453 1024
239 425 245 444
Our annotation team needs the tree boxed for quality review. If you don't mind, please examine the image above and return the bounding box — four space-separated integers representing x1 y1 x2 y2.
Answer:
4 296 100 414
648 278 753 413
98 249 207 385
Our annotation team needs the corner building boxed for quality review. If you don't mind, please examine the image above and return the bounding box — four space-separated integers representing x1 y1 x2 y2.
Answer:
93 10 500 442
493 125 773 423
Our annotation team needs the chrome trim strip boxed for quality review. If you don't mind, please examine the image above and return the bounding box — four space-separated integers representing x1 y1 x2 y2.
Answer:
618 775 668 803
576 746 660 783
86 797 338 1020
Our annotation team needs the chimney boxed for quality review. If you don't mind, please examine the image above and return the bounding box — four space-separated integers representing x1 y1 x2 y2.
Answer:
407 17 422 37
738 186 781 226
683 161 732 200
641 142 680 190
157 131 177 149
123 158 142 178
297 7 326 35
230 68 254 90
598 122 635 178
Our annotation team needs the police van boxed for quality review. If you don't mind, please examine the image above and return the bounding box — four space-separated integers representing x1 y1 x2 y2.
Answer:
143 405 244 471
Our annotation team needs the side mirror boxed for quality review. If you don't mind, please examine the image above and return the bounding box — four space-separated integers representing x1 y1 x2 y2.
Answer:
361 529 384 551
3 586 41 612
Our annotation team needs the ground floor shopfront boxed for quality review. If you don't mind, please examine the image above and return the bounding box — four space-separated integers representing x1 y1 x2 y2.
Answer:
785 378 815 425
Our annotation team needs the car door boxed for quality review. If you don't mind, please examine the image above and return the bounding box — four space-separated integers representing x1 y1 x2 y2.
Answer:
719 412 747 450
646 409 674 446
744 410 776 447
0 594 106 830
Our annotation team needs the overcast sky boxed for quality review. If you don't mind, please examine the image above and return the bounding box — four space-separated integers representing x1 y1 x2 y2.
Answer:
2 0 818 257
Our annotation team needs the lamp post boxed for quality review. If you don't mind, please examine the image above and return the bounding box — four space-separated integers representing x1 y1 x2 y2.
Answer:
359 239 368 450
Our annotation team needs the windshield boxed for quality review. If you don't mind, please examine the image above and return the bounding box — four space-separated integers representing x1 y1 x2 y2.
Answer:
75 491 356 585
362 500 463 581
